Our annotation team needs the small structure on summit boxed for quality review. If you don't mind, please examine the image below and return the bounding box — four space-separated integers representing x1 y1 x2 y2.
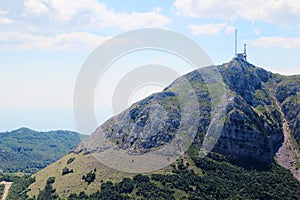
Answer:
234 29 247 61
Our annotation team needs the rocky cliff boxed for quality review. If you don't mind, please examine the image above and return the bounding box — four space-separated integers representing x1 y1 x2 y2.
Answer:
273 74 300 146
74 58 300 164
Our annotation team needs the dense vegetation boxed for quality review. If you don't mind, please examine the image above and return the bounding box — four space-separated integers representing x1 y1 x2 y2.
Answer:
0 128 86 173
68 160 300 199
0 184 4 199
36 177 58 200
22 150 300 200
0 173 35 200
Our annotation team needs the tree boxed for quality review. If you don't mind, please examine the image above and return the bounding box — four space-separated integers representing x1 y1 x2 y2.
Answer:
83 171 96 184
37 177 58 200
116 178 134 194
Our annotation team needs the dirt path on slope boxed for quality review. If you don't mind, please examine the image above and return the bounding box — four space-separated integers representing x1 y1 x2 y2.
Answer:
0 181 13 200
275 99 300 181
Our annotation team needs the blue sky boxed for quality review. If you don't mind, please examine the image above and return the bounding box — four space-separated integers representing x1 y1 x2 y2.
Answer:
0 0 300 133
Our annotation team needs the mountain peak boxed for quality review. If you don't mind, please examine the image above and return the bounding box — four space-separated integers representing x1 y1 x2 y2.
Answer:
11 127 35 134
74 60 286 165
26 61 300 199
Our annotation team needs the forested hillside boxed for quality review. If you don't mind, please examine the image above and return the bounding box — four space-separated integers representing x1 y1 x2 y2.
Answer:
0 128 86 173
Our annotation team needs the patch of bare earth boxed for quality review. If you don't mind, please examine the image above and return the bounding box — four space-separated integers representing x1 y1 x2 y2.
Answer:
275 99 300 181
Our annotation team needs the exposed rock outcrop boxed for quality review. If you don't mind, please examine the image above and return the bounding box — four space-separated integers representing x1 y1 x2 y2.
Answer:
273 74 300 146
75 59 300 164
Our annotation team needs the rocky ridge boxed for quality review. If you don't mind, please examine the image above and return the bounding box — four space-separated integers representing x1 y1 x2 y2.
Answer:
74 58 300 165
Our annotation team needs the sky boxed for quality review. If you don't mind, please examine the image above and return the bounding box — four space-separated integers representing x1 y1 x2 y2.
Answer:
0 0 300 133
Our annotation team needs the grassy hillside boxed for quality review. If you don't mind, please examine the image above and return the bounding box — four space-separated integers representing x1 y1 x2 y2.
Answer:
0 128 86 173
26 146 201 199
22 146 300 200
27 152 131 199
67 158 300 200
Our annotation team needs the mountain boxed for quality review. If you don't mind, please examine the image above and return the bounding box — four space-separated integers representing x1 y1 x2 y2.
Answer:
0 128 86 173
24 59 300 199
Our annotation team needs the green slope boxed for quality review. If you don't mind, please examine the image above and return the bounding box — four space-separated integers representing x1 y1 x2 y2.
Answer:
22 150 300 200
0 128 86 173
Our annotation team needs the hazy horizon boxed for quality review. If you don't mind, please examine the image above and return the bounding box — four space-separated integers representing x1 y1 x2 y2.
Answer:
1 0 300 132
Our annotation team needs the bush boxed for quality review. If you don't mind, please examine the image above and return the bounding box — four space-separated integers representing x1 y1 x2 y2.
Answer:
37 177 58 200
46 177 55 184
62 167 74 175
116 178 134 194
82 171 96 184
67 157 75 164
133 174 150 184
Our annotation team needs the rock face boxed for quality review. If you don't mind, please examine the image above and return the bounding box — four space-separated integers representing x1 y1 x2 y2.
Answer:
213 60 283 163
75 59 300 164
273 74 300 145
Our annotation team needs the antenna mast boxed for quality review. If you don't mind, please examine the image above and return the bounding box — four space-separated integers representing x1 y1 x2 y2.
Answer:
243 44 247 61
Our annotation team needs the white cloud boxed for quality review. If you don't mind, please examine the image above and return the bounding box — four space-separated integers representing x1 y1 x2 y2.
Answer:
225 26 235 34
0 1 170 51
188 23 234 35
24 0 49 16
0 10 9 15
153 7 162 12
0 32 107 51
253 28 260 35
110 12 169 29
262 64 300 75
0 18 14 24
174 0 300 25
23 0 170 29
252 36 300 48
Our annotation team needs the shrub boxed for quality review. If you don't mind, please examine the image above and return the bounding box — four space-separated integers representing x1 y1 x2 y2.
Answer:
116 178 134 193
62 167 74 175
82 171 96 184
67 157 75 164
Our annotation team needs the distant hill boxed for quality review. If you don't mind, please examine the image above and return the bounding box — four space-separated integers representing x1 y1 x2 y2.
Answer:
25 59 300 199
0 127 86 173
